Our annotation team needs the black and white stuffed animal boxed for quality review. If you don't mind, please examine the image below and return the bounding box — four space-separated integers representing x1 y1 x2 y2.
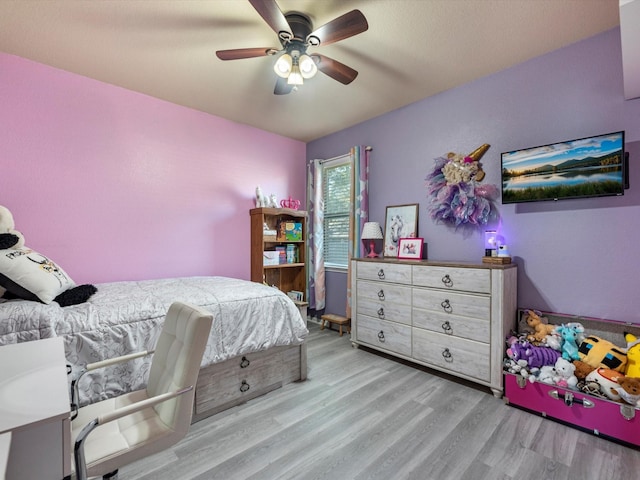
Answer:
0 205 97 307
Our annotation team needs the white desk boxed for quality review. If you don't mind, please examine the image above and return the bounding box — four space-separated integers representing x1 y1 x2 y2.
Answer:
0 337 71 479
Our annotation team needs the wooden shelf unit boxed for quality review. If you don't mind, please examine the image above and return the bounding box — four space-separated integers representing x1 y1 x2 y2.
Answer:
250 207 308 298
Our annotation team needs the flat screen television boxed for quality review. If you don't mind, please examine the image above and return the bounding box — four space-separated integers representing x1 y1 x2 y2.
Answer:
501 131 625 204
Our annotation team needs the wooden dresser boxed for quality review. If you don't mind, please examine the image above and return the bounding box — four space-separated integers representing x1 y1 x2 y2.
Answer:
351 258 517 397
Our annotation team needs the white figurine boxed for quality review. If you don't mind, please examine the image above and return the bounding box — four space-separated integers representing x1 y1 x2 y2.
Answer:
268 194 278 208
255 186 267 208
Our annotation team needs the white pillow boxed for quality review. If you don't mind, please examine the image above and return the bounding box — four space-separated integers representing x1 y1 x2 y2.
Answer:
0 247 76 304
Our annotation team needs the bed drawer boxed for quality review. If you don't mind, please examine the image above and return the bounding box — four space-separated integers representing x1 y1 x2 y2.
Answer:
356 315 412 357
412 328 490 382
356 262 411 285
412 288 490 320
194 345 301 417
412 266 490 293
412 308 490 343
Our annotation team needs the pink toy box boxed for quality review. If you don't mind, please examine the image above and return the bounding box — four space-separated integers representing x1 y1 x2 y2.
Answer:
503 310 640 449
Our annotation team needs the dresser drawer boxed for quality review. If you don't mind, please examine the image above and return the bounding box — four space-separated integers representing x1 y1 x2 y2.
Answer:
412 328 490 382
358 298 411 325
412 288 490 320
357 280 412 304
412 308 490 343
356 262 411 284
412 266 490 293
356 315 412 357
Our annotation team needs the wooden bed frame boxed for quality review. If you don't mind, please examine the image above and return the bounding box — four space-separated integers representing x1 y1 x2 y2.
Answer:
193 342 307 422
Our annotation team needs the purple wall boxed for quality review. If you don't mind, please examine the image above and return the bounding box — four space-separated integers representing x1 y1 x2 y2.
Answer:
308 29 640 324
0 53 306 284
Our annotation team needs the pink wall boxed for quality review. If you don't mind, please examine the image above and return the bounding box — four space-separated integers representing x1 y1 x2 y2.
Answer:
0 53 306 284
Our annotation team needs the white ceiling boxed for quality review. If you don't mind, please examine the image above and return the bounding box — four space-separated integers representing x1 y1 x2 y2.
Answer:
0 0 623 142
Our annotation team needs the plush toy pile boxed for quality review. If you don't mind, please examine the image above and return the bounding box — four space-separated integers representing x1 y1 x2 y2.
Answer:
0 205 96 306
504 309 640 407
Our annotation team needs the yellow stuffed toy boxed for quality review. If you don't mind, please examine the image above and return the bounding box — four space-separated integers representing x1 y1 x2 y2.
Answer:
578 335 627 373
625 333 640 378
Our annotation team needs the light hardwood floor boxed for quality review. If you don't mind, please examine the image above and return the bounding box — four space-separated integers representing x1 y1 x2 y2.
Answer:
121 322 640 480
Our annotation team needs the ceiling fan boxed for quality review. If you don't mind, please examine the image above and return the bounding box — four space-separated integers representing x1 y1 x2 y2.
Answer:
215 0 368 95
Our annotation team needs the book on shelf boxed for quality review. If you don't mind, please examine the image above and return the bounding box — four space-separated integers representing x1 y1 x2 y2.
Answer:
276 219 302 241
287 290 304 302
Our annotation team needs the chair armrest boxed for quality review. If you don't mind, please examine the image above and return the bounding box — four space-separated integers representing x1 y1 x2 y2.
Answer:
86 349 155 371
97 385 193 425
73 386 193 480
69 350 155 420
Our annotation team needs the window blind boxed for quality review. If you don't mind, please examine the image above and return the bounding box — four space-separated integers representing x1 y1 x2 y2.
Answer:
323 161 351 268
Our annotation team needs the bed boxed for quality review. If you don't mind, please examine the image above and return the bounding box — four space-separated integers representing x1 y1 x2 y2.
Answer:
0 276 308 421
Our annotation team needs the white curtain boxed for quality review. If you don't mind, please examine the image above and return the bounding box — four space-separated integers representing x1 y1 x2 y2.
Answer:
306 159 325 315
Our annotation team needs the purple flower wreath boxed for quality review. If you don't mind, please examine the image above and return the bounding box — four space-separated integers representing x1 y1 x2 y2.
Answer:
425 145 500 228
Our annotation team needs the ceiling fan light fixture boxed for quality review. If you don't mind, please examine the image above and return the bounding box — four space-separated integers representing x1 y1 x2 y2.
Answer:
287 64 304 85
273 53 292 78
299 54 317 79
217 3 368 94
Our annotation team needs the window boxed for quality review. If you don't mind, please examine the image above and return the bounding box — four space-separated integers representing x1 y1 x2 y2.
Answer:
323 155 352 269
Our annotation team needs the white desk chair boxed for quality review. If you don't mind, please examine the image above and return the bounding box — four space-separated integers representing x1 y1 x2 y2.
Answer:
67 301 213 480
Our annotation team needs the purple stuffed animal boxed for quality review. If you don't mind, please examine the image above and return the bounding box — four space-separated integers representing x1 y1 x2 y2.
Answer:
507 341 561 369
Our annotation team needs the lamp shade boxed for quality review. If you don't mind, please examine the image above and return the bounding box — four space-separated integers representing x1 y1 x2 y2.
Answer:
274 53 292 78
362 222 383 240
299 54 318 79
287 64 304 85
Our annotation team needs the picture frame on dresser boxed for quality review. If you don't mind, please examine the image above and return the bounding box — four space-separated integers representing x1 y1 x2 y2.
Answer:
383 203 418 257
397 237 424 259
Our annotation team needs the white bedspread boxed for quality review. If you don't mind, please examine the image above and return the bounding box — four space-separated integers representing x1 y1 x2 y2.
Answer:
0 276 308 404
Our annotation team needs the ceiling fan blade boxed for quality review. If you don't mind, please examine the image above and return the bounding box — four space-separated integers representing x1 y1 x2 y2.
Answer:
313 54 358 85
249 0 291 36
216 47 276 60
307 10 368 46
274 77 293 95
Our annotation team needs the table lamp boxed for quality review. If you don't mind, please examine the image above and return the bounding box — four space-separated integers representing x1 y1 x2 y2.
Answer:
361 222 384 258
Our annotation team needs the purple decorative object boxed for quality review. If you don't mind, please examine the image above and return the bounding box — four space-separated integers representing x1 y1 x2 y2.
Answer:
507 341 562 369
425 153 499 228
280 197 301 210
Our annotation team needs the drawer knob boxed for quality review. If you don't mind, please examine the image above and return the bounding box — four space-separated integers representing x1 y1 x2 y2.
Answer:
441 274 453 287
440 299 452 313
441 348 453 362
240 356 250 368
377 307 385 319
240 380 250 393
377 330 386 342
378 269 385 279
441 320 453 334
377 289 385 300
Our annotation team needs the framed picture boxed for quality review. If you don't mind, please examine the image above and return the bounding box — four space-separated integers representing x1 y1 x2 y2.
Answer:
397 238 424 260
383 204 419 257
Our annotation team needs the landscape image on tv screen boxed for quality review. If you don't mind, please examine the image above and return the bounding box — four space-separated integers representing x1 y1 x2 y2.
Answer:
501 131 625 204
